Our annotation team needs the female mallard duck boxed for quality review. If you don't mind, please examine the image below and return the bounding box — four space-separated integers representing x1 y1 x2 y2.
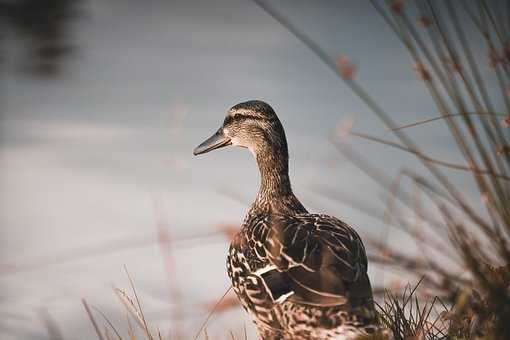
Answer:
194 100 383 339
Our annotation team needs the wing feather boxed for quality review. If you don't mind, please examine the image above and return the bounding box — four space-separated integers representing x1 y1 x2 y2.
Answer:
249 213 372 306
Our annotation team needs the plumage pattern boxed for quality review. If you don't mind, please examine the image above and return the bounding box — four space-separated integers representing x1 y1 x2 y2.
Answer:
194 100 387 339
227 211 379 339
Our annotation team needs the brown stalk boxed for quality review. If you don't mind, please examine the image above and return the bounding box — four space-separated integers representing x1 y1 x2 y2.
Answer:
375 197 467 281
378 168 463 261
91 306 123 340
330 138 464 239
38 308 64 340
193 286 233 340
408 179 463 277
442 1 510 223
349 130 510 180
124 266 153 340
82 299 105 340
462 1 510 79
318 179 459 266
480 0 509 54
126 314 136 340
390 112 509 131
389 0 505 232
392 7 499 230
152 197 183 339
115 288 146 331
418 0 508 180
325 139 465 267
368 247 468 290
381 0 510 229
404 0 510 227
443 0 510 166
104 327 117 340
444 0 510 175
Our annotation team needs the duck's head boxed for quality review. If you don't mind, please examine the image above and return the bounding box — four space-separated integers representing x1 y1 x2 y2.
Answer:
193 100 287 157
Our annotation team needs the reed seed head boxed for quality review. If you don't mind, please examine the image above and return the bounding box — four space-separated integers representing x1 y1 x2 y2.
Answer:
412 63 430 81
336 55 357 80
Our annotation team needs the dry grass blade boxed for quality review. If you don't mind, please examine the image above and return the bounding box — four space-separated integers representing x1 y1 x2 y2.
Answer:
153 196 183 339
38 308 64 340
389 1 508 227
82 298 105 340
126 313 136 340
123 266 154 340
376 278 450 340
440 1 510 166
349 130 510 180
332 136 459 226
104 327 118 340
390 112 510 131
114 288 146 331
193 286 233 340
250 0 337 75
91 305 123 340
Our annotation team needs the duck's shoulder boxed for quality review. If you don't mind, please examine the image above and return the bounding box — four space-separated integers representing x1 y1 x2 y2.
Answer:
227 212 271 271
283 212 353 230
241 211 362 244
238 210 372 305
267 212 362 242
251 211 367 272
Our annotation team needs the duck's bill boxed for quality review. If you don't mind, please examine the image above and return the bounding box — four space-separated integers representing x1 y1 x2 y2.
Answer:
193 128 232 155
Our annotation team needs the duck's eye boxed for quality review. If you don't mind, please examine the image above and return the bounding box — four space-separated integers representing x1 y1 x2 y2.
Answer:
224 115 235 126
224 114 246 126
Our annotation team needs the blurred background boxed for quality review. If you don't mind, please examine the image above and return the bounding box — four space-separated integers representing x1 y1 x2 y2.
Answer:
1 0 506 339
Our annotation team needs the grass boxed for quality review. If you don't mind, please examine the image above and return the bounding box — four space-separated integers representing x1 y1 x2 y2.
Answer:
81 271 238 340
82 0 509 339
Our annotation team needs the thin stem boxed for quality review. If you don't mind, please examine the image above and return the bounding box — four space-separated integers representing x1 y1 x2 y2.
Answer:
349 131 510 180
193 286 233 340
389 112 509 131
82 299 105 340
396 1 505 222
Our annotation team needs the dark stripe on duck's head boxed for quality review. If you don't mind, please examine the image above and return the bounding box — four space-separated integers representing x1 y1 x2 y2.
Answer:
228 100 278 119
193 100 287 156
225 100 287 152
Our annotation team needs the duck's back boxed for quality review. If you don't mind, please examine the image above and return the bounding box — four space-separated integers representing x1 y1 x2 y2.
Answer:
227 211 379 339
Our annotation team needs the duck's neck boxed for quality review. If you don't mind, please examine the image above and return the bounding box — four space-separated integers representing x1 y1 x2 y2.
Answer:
251 145 306 214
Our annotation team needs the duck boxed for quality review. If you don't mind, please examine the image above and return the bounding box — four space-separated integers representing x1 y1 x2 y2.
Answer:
194 100 384 339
